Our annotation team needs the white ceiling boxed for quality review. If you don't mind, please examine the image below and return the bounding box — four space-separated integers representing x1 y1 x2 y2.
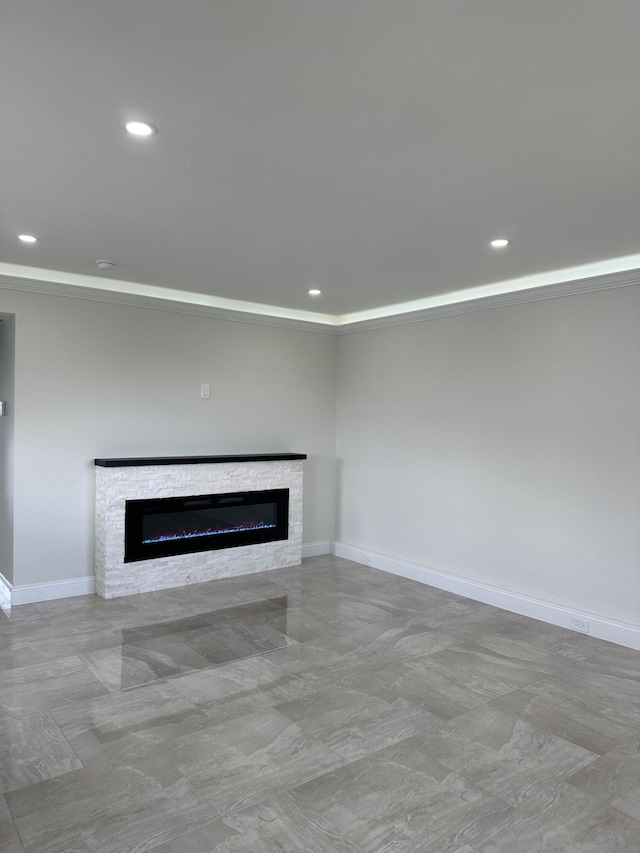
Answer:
1 1 639 322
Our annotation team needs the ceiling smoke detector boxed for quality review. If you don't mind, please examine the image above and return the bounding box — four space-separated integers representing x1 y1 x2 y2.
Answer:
96 260 116 271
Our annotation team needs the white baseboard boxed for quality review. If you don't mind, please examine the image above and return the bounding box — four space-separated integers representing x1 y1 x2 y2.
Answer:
332 541 640 651
0 572 12 608
5 543 638 652
4 546 330 606
302 541 332 558
3 547 334 605
10 576 96 606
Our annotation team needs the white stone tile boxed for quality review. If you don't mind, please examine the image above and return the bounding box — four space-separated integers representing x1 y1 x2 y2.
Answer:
95 461 303 598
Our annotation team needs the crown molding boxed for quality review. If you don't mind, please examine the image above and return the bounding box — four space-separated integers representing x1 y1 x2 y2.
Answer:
0 272 336 333
335 268 640 333
335 253 640 327
1 262 639 334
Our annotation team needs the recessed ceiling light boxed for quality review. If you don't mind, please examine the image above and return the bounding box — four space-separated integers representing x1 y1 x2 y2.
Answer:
490 238 510 249
18 234 39 243
124 120 157 137
308 289 322 296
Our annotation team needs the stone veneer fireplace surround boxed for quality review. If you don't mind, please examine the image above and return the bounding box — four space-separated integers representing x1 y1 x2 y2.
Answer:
94 454 306 599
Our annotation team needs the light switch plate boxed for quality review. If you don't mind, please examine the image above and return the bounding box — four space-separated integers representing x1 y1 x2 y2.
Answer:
0 401 5 416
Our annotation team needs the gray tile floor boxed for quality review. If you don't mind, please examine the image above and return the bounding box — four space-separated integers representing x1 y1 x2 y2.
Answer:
1 555 640 852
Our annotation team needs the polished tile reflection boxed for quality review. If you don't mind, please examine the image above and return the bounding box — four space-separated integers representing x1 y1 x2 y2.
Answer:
1 556 639 851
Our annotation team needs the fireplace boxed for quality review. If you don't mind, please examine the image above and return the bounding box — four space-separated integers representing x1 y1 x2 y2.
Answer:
94 454 305 598
124 488 289 562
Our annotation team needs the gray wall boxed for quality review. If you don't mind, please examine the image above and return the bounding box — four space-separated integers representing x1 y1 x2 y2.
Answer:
4 281 640 633
336 287 640 627
0 315 15 584
2 290 337 586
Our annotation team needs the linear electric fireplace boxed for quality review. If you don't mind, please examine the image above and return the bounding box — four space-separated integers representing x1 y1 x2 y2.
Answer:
94 454 305 598
124 488 289 562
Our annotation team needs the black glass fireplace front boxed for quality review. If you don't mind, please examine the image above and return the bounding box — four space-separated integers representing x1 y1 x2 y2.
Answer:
124 488 289 563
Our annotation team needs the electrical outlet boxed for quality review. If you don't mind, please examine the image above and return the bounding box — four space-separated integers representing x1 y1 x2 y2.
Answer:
569 617 589 634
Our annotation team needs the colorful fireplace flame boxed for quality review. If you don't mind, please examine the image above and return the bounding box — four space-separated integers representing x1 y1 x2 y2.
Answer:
142 520 277 545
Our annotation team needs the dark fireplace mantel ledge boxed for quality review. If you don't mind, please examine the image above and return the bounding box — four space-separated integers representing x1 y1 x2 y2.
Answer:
95 453 307 468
